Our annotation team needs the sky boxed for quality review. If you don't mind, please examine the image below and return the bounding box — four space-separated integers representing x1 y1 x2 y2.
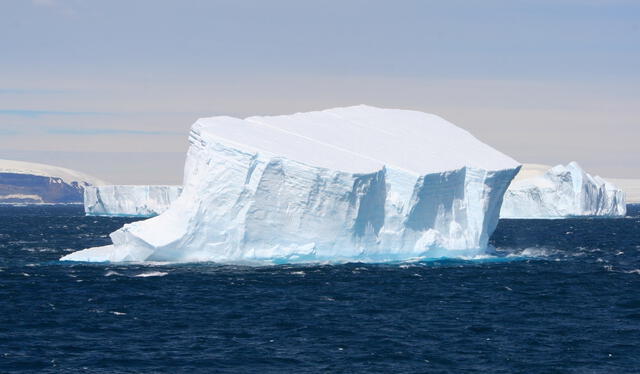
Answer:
1 0 638 184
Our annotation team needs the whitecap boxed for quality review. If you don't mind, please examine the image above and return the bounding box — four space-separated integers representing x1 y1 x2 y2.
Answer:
459 254 495 260
604 265 614 272
134 271 168 277
507 247 555 258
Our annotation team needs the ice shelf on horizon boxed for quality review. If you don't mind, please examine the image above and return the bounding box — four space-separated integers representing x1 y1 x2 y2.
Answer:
62 105 521 263
500 162 626 219
84 185 183 217
0 159 106 204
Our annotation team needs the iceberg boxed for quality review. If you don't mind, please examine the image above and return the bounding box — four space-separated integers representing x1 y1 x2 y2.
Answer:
500 162 626 218
606 178 640 204
84 185 183 217
62 105 520 263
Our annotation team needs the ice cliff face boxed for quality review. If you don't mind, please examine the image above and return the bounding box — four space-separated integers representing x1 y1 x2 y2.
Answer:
0 159 106 204
606 178 640 204
84 185 183 217
500 162 626 218
62 105 520 263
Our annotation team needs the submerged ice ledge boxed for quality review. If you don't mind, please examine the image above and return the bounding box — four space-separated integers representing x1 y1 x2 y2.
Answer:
62 105 520 264
63 243 495 265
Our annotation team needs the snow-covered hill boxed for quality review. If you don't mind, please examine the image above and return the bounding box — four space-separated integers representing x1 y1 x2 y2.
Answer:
0 159 107 204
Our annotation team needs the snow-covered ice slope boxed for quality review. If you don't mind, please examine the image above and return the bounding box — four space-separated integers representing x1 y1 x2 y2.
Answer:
500 162 626 218
0 159 107 204
62 105 520 263
0 159 107 187
84 185 183 217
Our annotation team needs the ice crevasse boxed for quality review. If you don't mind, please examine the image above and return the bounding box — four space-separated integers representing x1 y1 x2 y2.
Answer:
500 162 626 218
62 105 521 263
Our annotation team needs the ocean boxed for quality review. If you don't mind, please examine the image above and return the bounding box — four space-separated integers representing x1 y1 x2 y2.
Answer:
1 205 639 373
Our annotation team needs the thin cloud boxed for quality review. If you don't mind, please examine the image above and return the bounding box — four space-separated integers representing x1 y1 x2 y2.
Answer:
0 89 71 95
0 110 112 118
31 0 79 16
46 128 182 136
32 0 56 6
0 129 20 136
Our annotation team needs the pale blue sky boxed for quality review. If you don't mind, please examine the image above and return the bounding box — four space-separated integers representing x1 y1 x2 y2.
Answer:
1 0 638 183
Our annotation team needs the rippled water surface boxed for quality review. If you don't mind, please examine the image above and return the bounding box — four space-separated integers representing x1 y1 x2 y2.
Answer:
1 205 639 373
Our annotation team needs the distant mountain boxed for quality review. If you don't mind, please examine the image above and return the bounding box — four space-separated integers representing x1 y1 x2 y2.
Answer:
0 159 107 204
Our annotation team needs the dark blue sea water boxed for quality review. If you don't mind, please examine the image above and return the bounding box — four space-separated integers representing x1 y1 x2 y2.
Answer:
1 205 639 373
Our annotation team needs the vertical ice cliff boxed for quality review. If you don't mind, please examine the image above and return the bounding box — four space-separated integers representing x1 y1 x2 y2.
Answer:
62 105 520 263
500 162 626 218
84 185 183 217
606 178 640 204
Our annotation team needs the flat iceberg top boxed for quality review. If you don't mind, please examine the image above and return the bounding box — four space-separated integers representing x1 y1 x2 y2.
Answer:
193 115 383 174
0 159 107 186
195 105 519 174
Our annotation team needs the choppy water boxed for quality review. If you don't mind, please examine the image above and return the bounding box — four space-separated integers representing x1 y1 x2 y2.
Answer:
1 205 639 373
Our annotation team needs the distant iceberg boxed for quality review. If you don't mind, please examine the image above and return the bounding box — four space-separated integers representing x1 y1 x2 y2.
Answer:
500 162 626 219
84 185 182 217
62 105 520 263
605 178 640 205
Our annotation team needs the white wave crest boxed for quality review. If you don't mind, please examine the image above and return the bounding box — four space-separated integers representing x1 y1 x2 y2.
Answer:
134 271 168 278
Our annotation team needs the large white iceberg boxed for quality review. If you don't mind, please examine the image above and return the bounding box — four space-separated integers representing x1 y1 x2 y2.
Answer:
84 185 183 217
62 105 520 263
500 162 626 218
